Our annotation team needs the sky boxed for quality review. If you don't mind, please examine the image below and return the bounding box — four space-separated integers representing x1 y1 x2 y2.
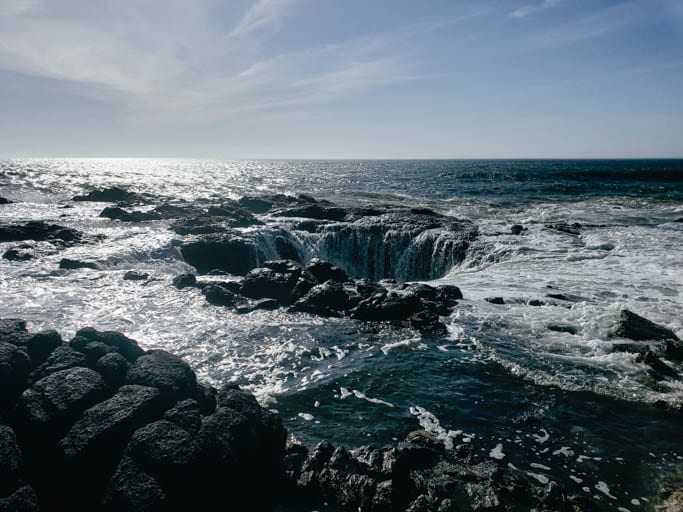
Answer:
0 0 682 158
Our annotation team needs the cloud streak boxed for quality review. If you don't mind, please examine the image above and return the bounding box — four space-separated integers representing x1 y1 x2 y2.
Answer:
511 0 564 19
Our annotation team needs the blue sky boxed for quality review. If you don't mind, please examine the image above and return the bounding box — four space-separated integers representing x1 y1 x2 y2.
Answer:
0 0 682 158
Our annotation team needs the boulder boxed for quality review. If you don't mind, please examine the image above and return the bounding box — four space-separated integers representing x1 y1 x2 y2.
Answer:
0 319 30 346
15 367 109 443
305 258 350 284
3 247 33 261
240 267 299 304
180 235 258 275
290 282 352 317
0 342 31 412
0 485 39 512
666 339 683 363
28 346 86 384
547 324 578 335
485 297 505 305
125 350 197 404
0 426 24 496
102 455 167 511
612 310 679 342
0 221 81 244
74 328 145 363
96 352 130 387
510 225 525 235
99 207 161 222
73 186 139 203
81 341 119 368
123 271 149 281
163 399 202 434
202 283 239 307
26 330 63 366
638 351 679 380
172 273 196 289
352 293 424 322
59 258 99 270
0 197 12 204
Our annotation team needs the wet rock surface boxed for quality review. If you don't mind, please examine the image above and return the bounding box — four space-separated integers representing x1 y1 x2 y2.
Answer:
0 221 81 244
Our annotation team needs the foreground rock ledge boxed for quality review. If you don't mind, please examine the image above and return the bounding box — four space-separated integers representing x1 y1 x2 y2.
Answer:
1 319 678 512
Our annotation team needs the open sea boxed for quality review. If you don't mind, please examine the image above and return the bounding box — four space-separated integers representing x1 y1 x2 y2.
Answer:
1 158 682 509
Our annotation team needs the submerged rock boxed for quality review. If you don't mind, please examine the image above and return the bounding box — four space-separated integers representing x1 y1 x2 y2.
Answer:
0 221 81 244
612 309 679 343
123 270 149 281
59 258 99 270
3 247 33 261
73 186 141 203
0 196 13 204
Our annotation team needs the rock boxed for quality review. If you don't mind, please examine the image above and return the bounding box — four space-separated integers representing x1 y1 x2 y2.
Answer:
0 342 31 412
527 299 544 306
82 341 119 368
0 197 12 204
26 329 63 366
485 297 505 305
0 485 40 512
163 399 202 434
102 455 167 511
125 350 197 404
73 186 139 203
96 352 130 387
172 273 196 289
0 221 81 244
276 204 348 221
240 267 300 304
545 222 582 235
547 324 578 335
638 351 679 380
510 225 525 235
2 247 33 261
59 258 99 270
202 283 239 307
612 310 679 342
352 292 424 322
75 328 145 362
205 203 261 228
305 258 350 284
15 367 109 444
0 319 30 346
238 193 315 214
180 235 258 275
0 426 24 496
612 342 652 355
290 282 352 317
665 339 683 362
195 382 217 416
28 346 86 384
59 385 165 498
409 310 448 337
123 270 149 281
99 207 161 222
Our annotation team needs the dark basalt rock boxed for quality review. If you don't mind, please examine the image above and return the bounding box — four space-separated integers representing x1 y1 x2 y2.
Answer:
0 319 30 346
547 324 578 335
0 197 12 204
26 330 63 366
163 399 202 434
0 221 81 244
612 309 680 343
180 234 258 275
125 350 197 404
172 273 196 289
238 193 317 214
485 297 505 305
240 267 301 304
0 485 40 512
28 346 86 385
666 339 683 363
73 186 140 203
545 222 582 235
290 282 354 317
275 204 349 221
74 328 145 363
0 425 24 496
638 351 680 380
0 343 31 413
59 258 99 270
123 270 149 281
510 224 525 235
102 455 167 511
202 283 239 307
99 206 161 222
352 292 424 322
305 258 350 284
95 353 130 388
15 367 109 445
3 247 33 261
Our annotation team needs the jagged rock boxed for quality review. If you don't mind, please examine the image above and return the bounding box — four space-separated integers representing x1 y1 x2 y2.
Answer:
26 329 63 366
73 186 140 203
180 235 258 275
240 266 300 304
123 270 149 281
638 351 679 380
172 273 196 289
0 426 24 496
163 399 202 434
409 310 448 337
0 319 30 346
125 350 197 404
0 221 81 243
0 343 31 412
352 292 424 322
0 485 40 512
102 455 167 511
28 346 86 384
238 193 316 214
612 310 679 342
305 258 350 284
59 258 99 270
15 367 109 444
666 339 683 362
96 352 130 387
82 341 119 368
3 247 33 261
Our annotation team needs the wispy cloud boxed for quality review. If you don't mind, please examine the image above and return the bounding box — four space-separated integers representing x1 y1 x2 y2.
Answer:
228 0 296 39
511 0 565 19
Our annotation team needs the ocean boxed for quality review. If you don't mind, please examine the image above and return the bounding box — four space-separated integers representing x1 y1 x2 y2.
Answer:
1 158 682 508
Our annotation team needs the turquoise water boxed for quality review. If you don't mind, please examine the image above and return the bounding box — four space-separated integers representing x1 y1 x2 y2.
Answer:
1 158 682 508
